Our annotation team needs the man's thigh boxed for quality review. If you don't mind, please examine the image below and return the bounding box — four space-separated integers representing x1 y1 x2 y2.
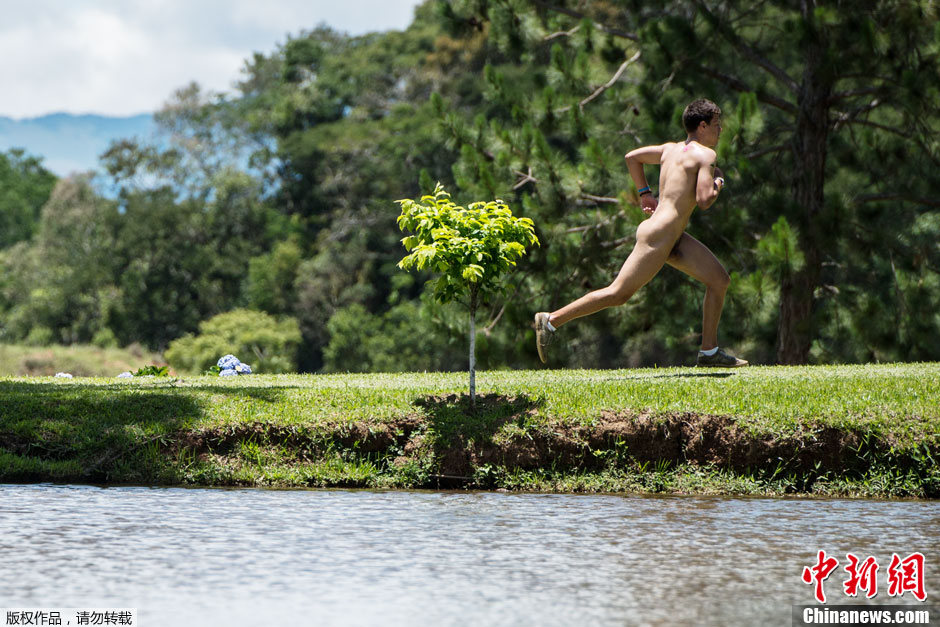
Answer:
665 233 729 286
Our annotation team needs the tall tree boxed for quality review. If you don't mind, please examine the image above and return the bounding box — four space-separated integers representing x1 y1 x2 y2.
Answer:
0 176 117 345
670 0 940 364
438 0 940 364
0 149 57 249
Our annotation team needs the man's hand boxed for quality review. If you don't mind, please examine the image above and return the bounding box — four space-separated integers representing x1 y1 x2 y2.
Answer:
713 166 725 192
640 193 658 216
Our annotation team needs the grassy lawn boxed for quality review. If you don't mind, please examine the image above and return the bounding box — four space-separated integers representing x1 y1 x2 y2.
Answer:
1 363 938 498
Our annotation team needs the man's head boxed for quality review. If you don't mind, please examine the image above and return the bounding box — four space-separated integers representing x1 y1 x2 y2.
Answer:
683 99 722 146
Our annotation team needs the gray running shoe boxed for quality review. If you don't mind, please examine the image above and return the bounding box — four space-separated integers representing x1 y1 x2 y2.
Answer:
696 347 748 368
534 312 554 364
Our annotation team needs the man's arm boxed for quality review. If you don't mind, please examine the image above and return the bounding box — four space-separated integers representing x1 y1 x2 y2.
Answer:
625 144 665 215
624 144 665 188
695 155 723 210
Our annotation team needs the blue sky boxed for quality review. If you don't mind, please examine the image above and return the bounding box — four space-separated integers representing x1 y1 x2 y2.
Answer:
0 0 424 119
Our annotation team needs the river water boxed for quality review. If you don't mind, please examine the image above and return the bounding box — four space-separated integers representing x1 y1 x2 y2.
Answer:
0 484 937 626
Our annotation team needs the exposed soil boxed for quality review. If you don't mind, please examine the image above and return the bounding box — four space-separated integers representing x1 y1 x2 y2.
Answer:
171 415 423 461
5 392 934 493
158 393 925 482
399 394 904 479
470 411 875 476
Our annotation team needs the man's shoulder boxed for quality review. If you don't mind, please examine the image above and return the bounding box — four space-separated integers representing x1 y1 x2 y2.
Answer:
663 141 715 165
689 142 716 162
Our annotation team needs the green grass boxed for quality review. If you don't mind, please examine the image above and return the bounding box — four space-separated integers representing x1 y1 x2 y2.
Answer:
1 363 938 498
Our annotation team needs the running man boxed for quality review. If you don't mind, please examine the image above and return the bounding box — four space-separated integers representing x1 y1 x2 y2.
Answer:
534 99 747 367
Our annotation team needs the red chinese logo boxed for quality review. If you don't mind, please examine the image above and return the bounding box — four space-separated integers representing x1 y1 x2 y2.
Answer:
803 550 928 603
844 554 879 598
802 550 840 603
887 552 926 602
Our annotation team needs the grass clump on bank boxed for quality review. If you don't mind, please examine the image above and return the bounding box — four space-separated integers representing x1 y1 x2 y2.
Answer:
1 363 938 498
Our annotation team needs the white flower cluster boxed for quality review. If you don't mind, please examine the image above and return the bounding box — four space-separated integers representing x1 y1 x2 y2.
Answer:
218 354 252 376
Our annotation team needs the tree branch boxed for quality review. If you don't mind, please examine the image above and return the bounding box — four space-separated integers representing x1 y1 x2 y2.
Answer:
854 193 940 208
566 208 627 234
843 119 909 138
745 144 788 160
694 0 799 93
544 24 580 41
845 119 940 167
600 235 635 250
483 304 506 336
531 0 638 41
578 193 619 204
828 86 884 105
831 98 884 131
513 167 537 190
556 51 641 114
695 64 797 114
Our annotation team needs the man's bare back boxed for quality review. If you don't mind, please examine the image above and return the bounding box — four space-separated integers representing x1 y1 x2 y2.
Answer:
534 98 747 368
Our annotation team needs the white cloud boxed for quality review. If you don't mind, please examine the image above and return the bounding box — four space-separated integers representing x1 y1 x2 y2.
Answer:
0 0 423 118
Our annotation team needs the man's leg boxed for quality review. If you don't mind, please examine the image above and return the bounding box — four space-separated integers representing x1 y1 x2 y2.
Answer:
535 240 671 362
665 233 730 350
549 241 672 327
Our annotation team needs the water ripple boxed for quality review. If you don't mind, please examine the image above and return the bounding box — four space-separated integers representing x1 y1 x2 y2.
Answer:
1 485 937 626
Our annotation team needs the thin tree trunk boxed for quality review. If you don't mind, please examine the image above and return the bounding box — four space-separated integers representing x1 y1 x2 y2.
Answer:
469 287 477 411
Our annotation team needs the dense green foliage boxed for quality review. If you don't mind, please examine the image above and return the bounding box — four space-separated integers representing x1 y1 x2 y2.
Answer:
398 184 538 305
0 1 937 371
0 149 57 249
438 0 940 366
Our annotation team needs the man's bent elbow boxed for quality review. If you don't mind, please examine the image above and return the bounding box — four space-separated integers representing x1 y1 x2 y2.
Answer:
624 149 645 164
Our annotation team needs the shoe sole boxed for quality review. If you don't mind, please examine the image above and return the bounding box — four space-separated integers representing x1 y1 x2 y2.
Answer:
696 359 749 368
534 313 549 364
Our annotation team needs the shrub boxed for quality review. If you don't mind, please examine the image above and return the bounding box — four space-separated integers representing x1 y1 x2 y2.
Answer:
322 301 463 373
165 309 301 374
24 326 55 347
92 328 119 348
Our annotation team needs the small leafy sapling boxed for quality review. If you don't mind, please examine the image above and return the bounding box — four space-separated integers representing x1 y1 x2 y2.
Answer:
397 183 538 409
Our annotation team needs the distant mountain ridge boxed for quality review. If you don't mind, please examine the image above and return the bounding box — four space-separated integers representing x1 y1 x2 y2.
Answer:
0 113 155 177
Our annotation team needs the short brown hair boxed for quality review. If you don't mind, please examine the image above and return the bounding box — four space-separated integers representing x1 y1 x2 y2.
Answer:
682 99 721 133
